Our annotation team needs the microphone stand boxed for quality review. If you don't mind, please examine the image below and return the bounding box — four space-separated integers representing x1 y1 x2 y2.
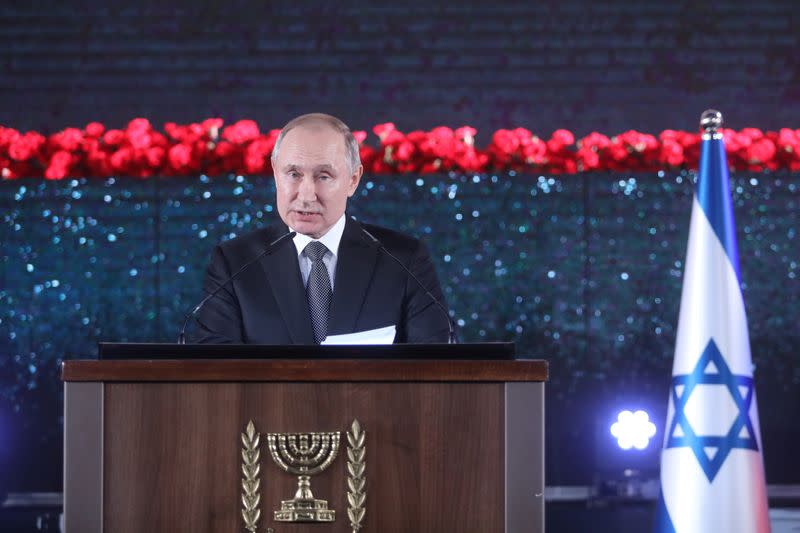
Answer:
360 226 456 344
177 231 296 344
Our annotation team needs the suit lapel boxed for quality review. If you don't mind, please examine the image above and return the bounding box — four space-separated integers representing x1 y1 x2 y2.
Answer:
328 217 380 335
261 225 315 344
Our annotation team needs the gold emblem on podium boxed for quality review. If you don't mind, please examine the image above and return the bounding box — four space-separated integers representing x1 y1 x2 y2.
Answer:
267 431 340 522
240 419 366 532
240 421 262 533
345 419 366 531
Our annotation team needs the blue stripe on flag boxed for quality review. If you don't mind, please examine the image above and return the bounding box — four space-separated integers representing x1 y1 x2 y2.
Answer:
695 136 741 281
654 490 677 533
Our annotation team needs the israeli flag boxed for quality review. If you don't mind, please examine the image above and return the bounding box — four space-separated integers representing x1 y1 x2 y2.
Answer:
655 121 771 532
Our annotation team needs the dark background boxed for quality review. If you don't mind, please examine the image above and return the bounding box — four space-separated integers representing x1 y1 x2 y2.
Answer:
2 1 798 137
2 171 798 494
1 0 799 528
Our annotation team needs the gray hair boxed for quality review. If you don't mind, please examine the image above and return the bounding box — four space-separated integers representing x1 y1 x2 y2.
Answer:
270 113 361 175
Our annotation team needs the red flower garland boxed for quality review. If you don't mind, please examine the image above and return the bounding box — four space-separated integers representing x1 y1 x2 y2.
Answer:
1 119 799 180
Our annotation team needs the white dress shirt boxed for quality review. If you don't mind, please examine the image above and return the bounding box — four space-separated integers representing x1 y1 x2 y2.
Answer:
290 214 346 290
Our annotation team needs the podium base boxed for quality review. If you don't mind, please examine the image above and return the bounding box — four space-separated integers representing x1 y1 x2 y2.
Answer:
274 498 335 522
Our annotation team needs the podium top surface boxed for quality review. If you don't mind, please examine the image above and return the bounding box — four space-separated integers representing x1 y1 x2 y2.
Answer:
63 342 546 382
62 358 547 383
96 342 515 360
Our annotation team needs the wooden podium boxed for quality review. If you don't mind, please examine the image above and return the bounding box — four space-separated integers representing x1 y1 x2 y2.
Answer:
62 354 547 533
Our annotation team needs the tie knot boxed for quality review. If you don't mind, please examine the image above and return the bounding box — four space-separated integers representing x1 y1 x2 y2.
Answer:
304 241 328 262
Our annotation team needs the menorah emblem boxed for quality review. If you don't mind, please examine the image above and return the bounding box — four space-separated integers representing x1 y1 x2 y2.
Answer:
266 431 341 522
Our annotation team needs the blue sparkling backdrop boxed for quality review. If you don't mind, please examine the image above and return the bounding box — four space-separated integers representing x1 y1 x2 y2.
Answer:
0 171 798 489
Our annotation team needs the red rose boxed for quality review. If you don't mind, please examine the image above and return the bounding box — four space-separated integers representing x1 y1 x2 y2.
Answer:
127 118 150 129
576 146 600 170
424 127 454 159
491 129 542 170
607 139 628 162
352 130 368 145
512 128 534 146
8 132 45 161
718 128 737 152
149 131 168 148
145 146 165 169
733 131 753 150
679 133 701 168
776 128 797 147
84 122 105 138
166 144 192 172
560 159 577 174
50 128 83 152
450 126 483 172
740 127 763 140
382 128 405 146
0 126 21 150
211 141 243 174
110 147 134 173
244 153 267 174
579 132 611 152
86 148 111 176
222 120 260 144
406 130 434 162
455 126 477 145
83 137 99 151
202 118 224 140
774 128 799 169
462 150 489 172
419 161 440 174
522 136 546 165
368 154 393 174
201 118 223 130
492 129 519 154
44 166 68 180
164 122 205 144
642 133 658 152
618 130 657 153
192 139 211 161
127 128 152 151
358 145 378 171
103 129 125 146
393 140 417 164
428 126 453 139
164 122 182 140
659 139 684 167
45 150 73 180
745 138 776 165
214 141 237 158
244 137 276 174
373 123 397 141
127 118 151 132
547 129 575 152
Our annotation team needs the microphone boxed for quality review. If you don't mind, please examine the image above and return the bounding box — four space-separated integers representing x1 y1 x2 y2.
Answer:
177 231 296 344
360 225 456 344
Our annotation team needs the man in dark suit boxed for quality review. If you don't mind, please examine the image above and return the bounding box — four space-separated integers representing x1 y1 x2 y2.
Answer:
194 113 451 344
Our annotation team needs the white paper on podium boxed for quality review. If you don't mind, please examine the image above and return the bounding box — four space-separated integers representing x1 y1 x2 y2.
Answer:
321 325 397 345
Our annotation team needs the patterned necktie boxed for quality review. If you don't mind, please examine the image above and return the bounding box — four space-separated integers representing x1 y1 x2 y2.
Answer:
304 241 332 344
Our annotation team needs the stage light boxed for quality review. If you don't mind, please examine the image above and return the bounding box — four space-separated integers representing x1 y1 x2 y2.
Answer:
610 410 657 450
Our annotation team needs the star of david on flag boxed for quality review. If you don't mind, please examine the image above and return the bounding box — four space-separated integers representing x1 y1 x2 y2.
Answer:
666 339 758 482
654 111 770 533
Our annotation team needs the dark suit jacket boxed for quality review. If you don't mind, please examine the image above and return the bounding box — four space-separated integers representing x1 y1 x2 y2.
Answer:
192 217 451 344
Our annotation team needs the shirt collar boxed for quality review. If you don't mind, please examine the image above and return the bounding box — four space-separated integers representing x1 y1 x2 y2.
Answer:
291 213 347 258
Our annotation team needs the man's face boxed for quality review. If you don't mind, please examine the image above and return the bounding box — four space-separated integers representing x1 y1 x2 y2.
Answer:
273 124 362 238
